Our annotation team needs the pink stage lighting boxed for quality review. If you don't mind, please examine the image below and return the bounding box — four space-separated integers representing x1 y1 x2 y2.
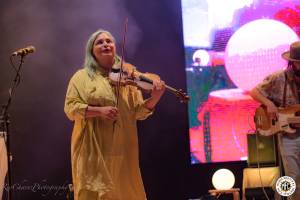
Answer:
224 19 298 91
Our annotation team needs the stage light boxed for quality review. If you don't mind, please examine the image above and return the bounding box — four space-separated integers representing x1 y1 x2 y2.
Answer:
212 168 235 190
193 49 210 66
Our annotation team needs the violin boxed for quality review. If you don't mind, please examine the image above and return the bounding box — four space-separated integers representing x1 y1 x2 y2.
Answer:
109 68 190 103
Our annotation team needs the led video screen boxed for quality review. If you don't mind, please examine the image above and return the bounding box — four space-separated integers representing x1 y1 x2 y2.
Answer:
181 0 300 163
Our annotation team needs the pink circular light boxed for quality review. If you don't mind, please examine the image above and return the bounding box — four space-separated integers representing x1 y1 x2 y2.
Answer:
224 19 298 91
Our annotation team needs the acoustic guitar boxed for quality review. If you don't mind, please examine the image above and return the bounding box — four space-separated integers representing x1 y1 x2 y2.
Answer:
254 104 300 136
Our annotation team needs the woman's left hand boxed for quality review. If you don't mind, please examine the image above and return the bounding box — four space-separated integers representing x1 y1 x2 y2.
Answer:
142 73 165 100
143 74 166 110
151 79 166 100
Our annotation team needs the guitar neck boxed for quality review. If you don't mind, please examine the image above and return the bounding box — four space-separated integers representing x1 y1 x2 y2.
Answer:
287 117 300 124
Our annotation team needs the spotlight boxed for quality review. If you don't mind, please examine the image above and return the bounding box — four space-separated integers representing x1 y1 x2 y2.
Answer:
192 49 210 66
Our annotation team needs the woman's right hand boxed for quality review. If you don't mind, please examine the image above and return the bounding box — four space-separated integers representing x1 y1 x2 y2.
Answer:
86 106 118 120
98 106 118 120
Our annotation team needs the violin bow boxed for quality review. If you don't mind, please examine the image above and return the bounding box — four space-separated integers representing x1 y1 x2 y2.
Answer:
115 18 128 108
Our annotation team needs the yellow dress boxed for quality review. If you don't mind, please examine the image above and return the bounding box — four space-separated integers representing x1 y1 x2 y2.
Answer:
64 68 152 200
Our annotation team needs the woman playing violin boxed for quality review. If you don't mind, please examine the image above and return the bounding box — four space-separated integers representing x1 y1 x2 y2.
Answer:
64 29 165 200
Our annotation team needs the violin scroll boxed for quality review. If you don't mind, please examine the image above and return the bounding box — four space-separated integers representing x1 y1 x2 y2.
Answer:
174 89 190 104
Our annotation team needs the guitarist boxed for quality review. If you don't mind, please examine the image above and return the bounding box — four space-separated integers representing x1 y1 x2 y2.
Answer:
250 41 300 199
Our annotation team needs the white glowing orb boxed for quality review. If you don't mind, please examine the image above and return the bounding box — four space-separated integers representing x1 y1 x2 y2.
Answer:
212 169 235 190
224 19 298 91
193 49 210 66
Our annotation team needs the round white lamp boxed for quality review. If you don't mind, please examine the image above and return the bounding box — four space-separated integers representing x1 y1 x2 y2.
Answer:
212 168 235 190
193 49 210 66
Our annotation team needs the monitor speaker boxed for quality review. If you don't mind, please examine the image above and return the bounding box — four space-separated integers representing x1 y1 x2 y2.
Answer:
245 187 274 200
247 134 277 167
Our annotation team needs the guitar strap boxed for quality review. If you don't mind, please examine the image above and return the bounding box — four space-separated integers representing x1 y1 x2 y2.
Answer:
281 71 288 108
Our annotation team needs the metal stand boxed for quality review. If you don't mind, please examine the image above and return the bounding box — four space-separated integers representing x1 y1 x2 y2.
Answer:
1 54 26 200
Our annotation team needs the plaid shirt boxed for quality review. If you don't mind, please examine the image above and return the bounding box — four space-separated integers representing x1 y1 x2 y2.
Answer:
256 69 300 107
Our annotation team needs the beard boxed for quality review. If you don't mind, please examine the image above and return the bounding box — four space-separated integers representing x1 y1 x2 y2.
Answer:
293 65 300 77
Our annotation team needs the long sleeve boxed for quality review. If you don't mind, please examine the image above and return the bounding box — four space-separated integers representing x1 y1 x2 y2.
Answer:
130 87 153 120
255 73 277 98
64 73 88 121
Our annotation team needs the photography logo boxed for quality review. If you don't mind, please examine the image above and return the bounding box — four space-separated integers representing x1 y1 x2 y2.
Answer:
276 176 296 197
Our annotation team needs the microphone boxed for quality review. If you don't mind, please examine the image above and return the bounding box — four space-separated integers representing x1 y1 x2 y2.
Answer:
12 46 36 56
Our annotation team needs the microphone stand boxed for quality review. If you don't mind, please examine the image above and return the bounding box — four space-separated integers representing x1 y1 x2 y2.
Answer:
1 54 26 200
